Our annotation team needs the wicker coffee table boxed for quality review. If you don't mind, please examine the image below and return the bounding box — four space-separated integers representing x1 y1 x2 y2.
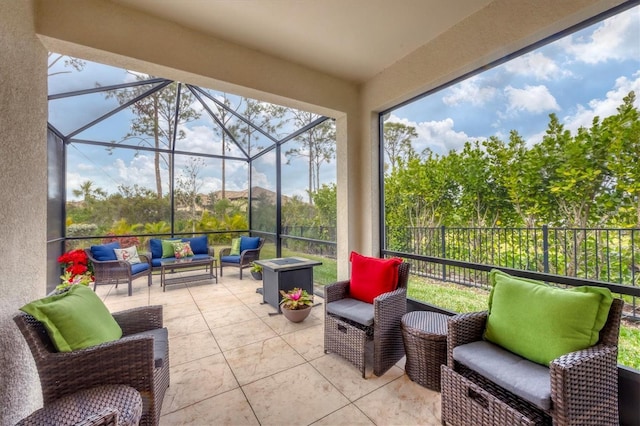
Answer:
160 256 217 291
401 311 449 391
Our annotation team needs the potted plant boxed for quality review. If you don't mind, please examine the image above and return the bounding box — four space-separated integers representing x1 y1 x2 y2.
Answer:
279 287 314 322
250 263 263 280
57 249 94 292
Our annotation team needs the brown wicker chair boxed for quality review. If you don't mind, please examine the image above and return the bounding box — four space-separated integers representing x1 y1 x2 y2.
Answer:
441 297 623 426
324 262 410 378
14 305 170 426
219 237 265 280
85 248 152 296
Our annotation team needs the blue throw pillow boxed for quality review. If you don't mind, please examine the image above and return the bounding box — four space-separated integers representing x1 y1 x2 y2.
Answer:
149 238 162 259
90 242 121 261
182 236 208 255
240 236 261 252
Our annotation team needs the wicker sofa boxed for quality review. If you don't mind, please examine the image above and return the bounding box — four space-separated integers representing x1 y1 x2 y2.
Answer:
442 283 623 426
14 305 170 426
147 235 215 271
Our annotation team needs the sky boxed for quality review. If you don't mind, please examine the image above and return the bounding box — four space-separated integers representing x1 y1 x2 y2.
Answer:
386 5 640 156
50 5 638 201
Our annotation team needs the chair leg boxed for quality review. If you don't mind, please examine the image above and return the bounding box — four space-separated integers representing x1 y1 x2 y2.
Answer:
239 267 243 280
128 279 132 297
220 265 223 277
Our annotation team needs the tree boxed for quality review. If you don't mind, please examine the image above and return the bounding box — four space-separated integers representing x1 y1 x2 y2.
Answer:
48 53 85 77
104 77 200 198
285 112 336 203
209 93 241 199
174 157 205 234
383 122 418 173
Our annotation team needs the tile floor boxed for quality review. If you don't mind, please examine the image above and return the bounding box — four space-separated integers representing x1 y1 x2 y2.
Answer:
96 269 442 425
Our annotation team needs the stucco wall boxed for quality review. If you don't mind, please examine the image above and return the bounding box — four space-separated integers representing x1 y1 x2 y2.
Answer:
0 0 48 423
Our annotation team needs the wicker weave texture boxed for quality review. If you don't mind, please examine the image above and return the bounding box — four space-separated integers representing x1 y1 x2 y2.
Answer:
14 305 170 426
17 384 142 426
85 249 152 296
442 298 624 426
401 311 448 391
219 238 264 279
324 262 410 378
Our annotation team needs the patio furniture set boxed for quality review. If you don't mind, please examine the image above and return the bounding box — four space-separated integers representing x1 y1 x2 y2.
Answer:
13 246 623 425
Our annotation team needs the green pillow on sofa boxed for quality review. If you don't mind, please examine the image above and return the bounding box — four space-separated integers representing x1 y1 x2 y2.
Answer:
484 269 613 366
161 239 181 258
20 285 122 352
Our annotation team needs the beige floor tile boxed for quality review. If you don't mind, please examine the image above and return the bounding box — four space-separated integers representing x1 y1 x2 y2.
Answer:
162 300 201 322
169 330 221 366
211 317 277 351
225 336 306 385
162 353 239 414
243 363 350 426
280 324 325 361
311 354 404 401
354 374 441 425
262 309 323 335
165 312 209 338
196 293 245 312
160 388 259 426
312 404 375 426
201 303 259 329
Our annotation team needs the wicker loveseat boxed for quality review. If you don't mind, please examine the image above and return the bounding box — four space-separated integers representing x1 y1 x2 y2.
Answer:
441 270 623 426
14 305 170 426
148 235 215 271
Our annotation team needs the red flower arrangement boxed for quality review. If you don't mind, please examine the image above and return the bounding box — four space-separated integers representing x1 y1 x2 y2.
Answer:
57 249 94 290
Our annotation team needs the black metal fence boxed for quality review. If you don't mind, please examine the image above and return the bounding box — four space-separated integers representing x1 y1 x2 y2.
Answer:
387 225 640 319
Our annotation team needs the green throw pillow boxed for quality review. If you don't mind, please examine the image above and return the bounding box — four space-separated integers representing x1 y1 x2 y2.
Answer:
230 238 241 256
161 239 181 258
20 285 122 352
484 269 613 366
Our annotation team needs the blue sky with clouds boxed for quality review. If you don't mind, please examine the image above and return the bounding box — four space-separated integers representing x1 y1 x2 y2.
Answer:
387 5 640 156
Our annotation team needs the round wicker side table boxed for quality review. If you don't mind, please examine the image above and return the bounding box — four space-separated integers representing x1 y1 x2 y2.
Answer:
17 384 143 426
401 311 449 391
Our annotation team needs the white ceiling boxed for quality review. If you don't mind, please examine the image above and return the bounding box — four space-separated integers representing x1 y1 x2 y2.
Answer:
109 0 494 83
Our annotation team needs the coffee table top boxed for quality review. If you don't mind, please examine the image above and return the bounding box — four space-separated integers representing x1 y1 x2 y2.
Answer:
160 256 213 267
255 257 322 271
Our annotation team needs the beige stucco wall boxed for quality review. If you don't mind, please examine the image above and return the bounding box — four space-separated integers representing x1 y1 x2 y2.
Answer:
0 0 48 423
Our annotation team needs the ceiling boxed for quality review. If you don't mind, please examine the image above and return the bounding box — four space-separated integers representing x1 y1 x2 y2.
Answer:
109 0 494 83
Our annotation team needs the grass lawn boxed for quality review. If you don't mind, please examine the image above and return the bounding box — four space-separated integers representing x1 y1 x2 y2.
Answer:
408 276 640 371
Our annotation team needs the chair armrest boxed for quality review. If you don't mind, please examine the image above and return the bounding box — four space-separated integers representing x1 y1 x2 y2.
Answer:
208 246 215 257
374 287 407 329
219 247 231 257
138 252 151 265
239 248 261 264
550 344 619 422
112 305 163 335
325 280 350 303
446 311 487 366
40 335 156 403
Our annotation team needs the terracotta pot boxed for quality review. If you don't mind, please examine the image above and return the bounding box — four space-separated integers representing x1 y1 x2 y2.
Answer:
281 305 311 322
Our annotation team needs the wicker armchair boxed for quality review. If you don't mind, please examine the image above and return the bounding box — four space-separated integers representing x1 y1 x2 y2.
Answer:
14 305 170 426
324 262 410 378
219 237 265 280
85 248 152 296
442 297 623 426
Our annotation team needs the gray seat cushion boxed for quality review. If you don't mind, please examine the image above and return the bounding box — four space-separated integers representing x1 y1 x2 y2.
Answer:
326 298 375 326
128 327 168 369
453 341 551 410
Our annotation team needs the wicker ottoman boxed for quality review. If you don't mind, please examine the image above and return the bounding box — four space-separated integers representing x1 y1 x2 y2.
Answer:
401 311 448 391
18 384 143 426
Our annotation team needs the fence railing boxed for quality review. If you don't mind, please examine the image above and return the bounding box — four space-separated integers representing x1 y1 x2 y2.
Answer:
386 225 640 319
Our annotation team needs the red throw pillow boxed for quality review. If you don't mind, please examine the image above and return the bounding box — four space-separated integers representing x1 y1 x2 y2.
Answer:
349 251 403 303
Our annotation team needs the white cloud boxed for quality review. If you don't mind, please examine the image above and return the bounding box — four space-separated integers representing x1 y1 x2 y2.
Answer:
387 114 474 154
442 77 498 107
504 52 571 80
505 85 560 114
560 10 640 64
563 71 640 132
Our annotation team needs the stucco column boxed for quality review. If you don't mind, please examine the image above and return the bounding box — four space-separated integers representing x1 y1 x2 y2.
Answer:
0 0 48 423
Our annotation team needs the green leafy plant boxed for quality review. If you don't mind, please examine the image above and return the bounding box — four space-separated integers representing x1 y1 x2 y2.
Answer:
251 263 262 273
279 288 313 310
